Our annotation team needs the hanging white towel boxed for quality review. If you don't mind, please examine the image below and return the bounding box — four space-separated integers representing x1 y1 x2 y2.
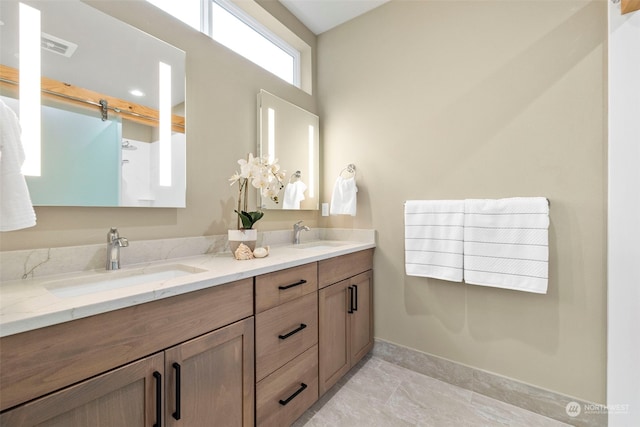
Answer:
282 181 307 209
0 99 37 231
404 200 465 282
463 197 549 293
330 176 357 216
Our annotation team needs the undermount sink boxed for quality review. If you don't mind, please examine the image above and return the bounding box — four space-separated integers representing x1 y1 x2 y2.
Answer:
292 241 347 250
45 264 206 298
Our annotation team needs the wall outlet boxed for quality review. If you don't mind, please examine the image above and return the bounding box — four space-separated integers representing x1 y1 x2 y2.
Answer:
322 203 329 216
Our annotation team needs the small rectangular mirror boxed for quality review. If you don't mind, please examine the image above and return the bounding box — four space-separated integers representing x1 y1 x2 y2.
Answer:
257 90 319 210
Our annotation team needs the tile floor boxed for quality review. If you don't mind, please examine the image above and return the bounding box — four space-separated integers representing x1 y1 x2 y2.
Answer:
294 355 570 427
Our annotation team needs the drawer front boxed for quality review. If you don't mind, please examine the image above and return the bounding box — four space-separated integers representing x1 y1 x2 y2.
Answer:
318 249 373 289
256 262 318 313
256 345 318 427
256 292 318 381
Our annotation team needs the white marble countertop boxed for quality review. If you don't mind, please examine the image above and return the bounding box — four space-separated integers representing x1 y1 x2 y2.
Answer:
0 239 375 338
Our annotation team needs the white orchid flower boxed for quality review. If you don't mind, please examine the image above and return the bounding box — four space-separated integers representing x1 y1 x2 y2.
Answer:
262 187 278 199
230 153 286 221
251 171 270 189
229 172 241 185
269 163 281 174
237 153 256 178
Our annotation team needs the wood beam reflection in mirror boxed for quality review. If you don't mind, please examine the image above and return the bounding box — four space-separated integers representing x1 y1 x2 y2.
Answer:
0 65 185 133
621 0 640 14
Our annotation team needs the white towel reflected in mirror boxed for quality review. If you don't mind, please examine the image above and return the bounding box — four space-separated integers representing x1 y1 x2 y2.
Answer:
282 181 307 209
0 99 37 231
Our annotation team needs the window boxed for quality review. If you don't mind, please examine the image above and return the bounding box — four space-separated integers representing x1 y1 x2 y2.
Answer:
146 0 307 90
145 0 200 31
210 1 298 86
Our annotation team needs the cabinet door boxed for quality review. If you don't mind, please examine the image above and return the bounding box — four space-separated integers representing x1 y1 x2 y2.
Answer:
0 353 164 427
350 270 374 365
318 279 351 396
165 317 254 427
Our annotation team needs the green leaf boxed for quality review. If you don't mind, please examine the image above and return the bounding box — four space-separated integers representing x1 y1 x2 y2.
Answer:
234 210 264 229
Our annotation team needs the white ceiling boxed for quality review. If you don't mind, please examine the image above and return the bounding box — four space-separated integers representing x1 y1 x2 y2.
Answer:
279 0 390 35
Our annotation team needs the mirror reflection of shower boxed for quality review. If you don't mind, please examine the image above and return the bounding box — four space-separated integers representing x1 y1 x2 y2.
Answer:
121 139 138 150
121 140 136 166
119 133 186 207
120 138 152 206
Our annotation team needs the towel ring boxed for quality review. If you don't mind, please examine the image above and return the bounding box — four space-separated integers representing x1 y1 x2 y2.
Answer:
289 170 301 183
340 164 356 178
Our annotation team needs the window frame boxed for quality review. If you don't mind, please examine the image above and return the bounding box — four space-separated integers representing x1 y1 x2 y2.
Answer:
204 0 301 87
145 0 312 93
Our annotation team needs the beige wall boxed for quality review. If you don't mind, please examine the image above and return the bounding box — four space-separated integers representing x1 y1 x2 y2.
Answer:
318 0 607 403
0 0 319 251
1 0 607 406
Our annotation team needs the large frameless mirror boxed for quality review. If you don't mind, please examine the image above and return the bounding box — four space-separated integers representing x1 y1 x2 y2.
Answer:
257 90 319 210
0 0 186 207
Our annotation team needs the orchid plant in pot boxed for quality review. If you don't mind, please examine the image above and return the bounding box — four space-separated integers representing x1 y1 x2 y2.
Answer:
228 153 285 255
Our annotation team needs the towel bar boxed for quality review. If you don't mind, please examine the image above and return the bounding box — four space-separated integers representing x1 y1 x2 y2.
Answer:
403 197 550 207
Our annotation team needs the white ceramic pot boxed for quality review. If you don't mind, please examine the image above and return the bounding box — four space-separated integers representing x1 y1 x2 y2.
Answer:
228 229 258 254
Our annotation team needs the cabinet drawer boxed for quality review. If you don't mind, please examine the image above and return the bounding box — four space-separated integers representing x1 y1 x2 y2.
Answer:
256 345 318 427
318 249 373 289
256 263 318 313
256 292 318 381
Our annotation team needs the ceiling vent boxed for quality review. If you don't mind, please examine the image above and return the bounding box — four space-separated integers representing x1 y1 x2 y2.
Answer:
41 32 78 58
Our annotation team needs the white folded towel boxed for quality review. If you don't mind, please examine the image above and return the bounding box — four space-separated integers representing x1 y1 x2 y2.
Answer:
0 99 37 232
282 181 307 209
404 200 465 282
463 197 549 293
330 176 357 216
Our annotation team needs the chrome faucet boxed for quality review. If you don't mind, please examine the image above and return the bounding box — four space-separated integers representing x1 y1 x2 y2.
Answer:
106 227 129 270
293 221 310 244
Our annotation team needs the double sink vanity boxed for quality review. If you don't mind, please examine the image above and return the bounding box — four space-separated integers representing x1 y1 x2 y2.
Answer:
0 1 371 424
0 231 375 426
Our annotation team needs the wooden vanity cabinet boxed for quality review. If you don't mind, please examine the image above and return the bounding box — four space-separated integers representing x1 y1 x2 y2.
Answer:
0 279 255 427
0 318 254 427
0 247 374 427
164 317 254 427
0 352 165 427
255 263 319 426
318 250 374 396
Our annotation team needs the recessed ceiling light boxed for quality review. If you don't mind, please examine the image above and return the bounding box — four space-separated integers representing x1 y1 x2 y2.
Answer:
129 89 145 97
